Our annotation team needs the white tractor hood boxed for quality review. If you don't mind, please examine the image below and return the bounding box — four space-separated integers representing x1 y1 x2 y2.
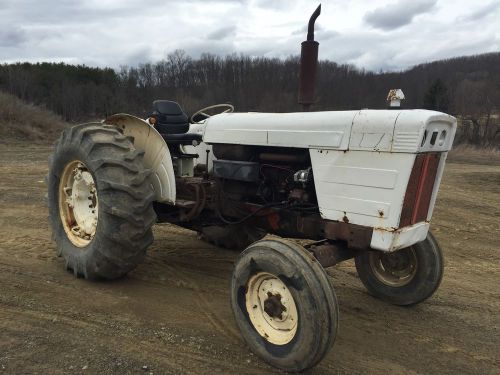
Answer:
202 109 456 153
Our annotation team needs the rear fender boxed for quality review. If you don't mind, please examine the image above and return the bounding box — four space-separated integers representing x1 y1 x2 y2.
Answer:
104 114 176 204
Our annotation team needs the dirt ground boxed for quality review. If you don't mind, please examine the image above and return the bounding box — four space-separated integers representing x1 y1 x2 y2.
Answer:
0 143 498 375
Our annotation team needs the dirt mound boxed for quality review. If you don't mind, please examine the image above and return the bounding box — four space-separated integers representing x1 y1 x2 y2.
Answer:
0 91 68 143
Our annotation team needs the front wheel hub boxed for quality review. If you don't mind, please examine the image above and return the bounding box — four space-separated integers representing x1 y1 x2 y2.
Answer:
369 247 418 287
245 272 298 345
58 161 98 247
263 292 286 320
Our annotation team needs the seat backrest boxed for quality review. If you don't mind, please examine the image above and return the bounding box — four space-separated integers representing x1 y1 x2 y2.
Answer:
152 100 189 134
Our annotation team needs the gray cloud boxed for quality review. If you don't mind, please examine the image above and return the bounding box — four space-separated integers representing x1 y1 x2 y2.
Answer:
207 25 237 40
364 0 437 31
254 0 296 10
124 47 154 67
0 26 27 47
0 0 498 72
460 1 500 22
292 23 323 36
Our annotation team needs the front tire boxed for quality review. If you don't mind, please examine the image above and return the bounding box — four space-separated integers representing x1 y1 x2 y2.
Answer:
231 238 338 372
47 123 156 280
355 231 444 306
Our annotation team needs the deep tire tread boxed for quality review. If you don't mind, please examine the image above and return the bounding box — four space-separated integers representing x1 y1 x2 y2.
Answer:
48 123 156 280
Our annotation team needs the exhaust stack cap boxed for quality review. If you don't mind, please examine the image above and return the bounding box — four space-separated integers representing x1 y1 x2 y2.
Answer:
298 4 322 110
387 89 405 108
307 4 322 41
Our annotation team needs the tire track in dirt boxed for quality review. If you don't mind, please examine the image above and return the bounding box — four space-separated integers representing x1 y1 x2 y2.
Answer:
1 145 499 374
162 262 242 343
0 299 266 374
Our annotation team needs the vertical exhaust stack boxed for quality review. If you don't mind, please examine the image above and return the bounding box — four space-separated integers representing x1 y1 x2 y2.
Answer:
298 4 321 111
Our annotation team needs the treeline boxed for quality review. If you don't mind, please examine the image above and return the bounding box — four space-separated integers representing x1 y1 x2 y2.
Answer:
0 50 499 146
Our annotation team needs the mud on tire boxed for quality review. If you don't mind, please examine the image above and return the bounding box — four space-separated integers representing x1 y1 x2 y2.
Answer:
47 123 156 280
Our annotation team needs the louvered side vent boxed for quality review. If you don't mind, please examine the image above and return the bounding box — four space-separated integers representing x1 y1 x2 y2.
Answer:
400 153 441 227
392 131 421 152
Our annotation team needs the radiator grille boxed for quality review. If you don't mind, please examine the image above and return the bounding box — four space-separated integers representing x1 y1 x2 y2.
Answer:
400 153 441 227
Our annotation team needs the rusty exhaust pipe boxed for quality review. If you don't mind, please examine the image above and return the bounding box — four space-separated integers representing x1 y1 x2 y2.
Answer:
298 4 321 111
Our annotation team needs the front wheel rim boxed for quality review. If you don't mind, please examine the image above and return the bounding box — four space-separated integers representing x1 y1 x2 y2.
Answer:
245 272 298 345
369 247 418 287
58 160 98 247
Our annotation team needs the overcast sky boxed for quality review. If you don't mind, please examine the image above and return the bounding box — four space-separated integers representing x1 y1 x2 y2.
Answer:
1 0 499 71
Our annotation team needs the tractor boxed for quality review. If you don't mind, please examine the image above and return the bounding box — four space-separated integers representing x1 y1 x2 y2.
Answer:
47 5 456 372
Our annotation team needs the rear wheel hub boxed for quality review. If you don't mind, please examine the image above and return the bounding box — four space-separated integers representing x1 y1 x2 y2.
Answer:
58 161 98 247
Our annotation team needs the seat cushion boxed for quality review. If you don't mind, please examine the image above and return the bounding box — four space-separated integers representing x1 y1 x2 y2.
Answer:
153 100 189 134
153 100 183 115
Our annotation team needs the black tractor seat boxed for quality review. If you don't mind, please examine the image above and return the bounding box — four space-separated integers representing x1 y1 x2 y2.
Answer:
150 100 204 155
152 100 190 135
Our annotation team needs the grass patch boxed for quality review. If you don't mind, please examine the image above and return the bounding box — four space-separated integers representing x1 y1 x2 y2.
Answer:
0 91 68 143
448 144 500 165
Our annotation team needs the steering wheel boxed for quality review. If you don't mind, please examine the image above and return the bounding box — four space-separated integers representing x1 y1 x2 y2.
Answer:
190 104 234 124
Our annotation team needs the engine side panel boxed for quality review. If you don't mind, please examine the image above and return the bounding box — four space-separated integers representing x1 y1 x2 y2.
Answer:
310 149 415 229
310 148 435 251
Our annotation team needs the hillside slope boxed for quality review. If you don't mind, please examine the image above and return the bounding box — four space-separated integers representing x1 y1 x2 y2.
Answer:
2 52 499 120
0 91 68 143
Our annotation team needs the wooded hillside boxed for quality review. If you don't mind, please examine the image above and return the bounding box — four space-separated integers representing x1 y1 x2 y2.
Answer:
1 51 499 146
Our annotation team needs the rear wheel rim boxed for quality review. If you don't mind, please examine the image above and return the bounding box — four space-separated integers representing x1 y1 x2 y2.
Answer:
369 247 418 287
58 160 98 247
245 272 298 345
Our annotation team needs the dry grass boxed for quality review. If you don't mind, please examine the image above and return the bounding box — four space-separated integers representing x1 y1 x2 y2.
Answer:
448 143 500 165
0 91 68 143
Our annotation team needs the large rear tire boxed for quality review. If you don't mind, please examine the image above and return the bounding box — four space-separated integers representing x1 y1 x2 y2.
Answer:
47 123 156 280
355 231 443 306
231 238 338 372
